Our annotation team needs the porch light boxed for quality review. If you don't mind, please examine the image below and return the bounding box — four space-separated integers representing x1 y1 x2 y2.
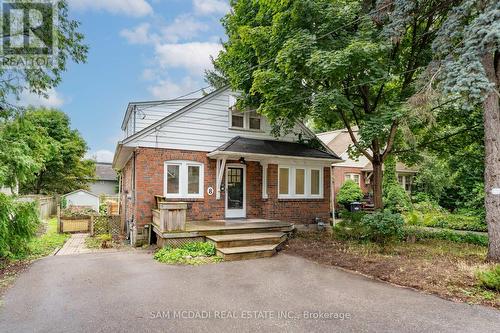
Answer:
239 157 246 165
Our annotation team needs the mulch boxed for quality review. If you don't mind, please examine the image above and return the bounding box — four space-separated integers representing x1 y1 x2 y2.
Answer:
284 231 500 309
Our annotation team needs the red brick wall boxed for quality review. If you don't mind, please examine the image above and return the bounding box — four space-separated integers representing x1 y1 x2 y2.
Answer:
124 147 332 226
332 166 369 205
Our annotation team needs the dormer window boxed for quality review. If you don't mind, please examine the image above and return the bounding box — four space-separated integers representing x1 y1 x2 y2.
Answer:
228 95 262 131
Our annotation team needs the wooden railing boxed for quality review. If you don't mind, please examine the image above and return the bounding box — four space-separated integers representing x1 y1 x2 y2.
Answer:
152 202 188 233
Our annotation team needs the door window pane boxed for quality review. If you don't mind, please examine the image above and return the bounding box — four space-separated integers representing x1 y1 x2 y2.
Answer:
311 169 320 195
188 166 200 194
295 169 305 195
166 165 180 194
227 168 243 209
279 168 289 195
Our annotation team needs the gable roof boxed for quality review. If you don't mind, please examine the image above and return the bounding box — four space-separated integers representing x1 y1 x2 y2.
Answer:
214 136 340 160
62 189 99 198
122 86 230 145
121 98 198 130
95 163 117 181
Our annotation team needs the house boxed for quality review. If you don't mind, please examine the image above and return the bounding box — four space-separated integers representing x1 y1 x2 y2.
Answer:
62 189 100 212
89 162 118 195
317 128 417 204
112 87 341 252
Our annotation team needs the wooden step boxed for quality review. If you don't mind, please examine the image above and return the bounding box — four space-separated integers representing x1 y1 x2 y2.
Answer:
206 232 286 248
216 244 279 261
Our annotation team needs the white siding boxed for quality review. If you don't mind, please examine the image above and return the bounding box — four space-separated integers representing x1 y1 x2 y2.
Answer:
64 190 99 212
129 89 311 152
123 99 196 139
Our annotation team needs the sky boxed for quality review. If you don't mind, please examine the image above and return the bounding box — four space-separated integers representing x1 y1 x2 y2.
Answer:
16 0 229 163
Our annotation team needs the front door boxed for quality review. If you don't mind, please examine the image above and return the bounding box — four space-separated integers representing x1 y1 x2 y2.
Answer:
225 165 246 218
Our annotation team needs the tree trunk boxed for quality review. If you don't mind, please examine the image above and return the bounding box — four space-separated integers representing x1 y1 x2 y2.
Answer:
372 158 384 210
483 51 500 262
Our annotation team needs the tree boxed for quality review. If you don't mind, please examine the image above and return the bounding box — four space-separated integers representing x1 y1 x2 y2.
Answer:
14 108 95 194
415 0 499 261
209 0 456 209
0 0 87 115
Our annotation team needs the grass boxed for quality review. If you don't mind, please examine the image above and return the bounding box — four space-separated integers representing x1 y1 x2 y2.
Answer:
286 231 500 308
23 218 70 259
1 218 69 297
85 234 114 249
154 242 222 265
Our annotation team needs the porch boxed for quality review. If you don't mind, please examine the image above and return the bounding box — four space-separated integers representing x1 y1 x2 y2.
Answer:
151 217 295 261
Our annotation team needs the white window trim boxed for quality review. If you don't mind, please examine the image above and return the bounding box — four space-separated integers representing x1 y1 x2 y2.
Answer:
278 165 324 199
344 173 361 186
164 160 204 199
228 108 263 132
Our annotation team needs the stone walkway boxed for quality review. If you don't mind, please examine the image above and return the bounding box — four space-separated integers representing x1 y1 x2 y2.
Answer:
56 233 121 256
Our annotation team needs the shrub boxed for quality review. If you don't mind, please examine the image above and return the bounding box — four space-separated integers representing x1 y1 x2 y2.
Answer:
404 226 488 247
476 265 500 291
154 242 219 265
334 211 404 248
337 180 363 208
404 211 487 232
61 206 96 218
383 183 411 213
361 211 405 247
0 193 40 258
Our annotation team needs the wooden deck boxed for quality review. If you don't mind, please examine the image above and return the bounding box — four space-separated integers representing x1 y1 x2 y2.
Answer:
152 219 294 238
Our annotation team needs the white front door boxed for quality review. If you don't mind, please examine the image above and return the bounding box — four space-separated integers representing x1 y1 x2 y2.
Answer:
225 165 246 218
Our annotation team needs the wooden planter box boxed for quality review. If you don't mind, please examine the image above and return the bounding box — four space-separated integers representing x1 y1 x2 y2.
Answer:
60 216 91 233
153 202 188 232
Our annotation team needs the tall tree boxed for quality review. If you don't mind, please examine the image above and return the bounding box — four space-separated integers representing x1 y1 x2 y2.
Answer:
0 0 87 115
422 0 499 260
16 108 95 194
209 0 456 209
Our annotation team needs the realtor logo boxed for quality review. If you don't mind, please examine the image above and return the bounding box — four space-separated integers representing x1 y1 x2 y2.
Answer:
0 0 58 68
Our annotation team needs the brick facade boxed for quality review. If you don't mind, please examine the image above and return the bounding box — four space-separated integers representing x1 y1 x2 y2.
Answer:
120 147 332 227
332 166 369 196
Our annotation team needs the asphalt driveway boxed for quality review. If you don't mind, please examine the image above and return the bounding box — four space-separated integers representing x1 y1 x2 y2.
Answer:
0 252 499 333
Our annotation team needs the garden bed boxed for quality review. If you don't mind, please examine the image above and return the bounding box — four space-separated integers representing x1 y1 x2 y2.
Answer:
285 231 500 308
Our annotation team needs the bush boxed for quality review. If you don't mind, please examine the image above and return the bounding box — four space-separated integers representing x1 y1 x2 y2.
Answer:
334 211 404 248
154 242 220 265
61 206 96 218
383 183 411 213
476 265 500 291
337 180 363 208
404 226 488 246
404 211 487 232
0 193 40 258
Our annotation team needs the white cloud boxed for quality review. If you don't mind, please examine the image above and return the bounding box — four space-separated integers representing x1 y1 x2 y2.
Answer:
148 76 200 99
18 89 65 108
141 68 157 81
193 0 230 16
120 23 157 45
154 42 222 75
161 15 208 43
69 0 153 17
85 150 115 163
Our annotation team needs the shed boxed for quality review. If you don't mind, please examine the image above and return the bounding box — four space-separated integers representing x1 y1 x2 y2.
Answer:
62 190 100 212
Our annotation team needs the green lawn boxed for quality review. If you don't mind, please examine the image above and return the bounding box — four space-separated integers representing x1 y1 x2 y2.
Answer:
23 218 70 260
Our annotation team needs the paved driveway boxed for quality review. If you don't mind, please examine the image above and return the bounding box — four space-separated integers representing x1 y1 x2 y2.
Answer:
0 252 499 333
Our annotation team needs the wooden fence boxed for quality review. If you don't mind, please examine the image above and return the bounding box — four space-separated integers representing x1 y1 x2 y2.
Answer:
17 195 57 220
90 215 121 239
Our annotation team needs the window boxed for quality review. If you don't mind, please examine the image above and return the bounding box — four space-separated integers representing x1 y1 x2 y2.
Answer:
278 166 323 199
229 96 262 131
164 161 204 198
166 165 180 194
344 173 360 185
311 169 320 195
295 169 305 195
398 174 413 192
279 168 289 195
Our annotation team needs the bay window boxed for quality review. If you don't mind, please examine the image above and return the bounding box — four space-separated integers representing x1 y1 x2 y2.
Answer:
164 161 204 198
278 166 323 199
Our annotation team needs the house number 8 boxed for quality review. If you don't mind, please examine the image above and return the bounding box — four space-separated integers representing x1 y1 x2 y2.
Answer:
207 187 214 196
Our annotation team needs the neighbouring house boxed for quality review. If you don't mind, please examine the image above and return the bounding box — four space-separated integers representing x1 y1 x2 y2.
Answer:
317 128 417 205
62 189 99 212
112 87 341 248
89 162 118 195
